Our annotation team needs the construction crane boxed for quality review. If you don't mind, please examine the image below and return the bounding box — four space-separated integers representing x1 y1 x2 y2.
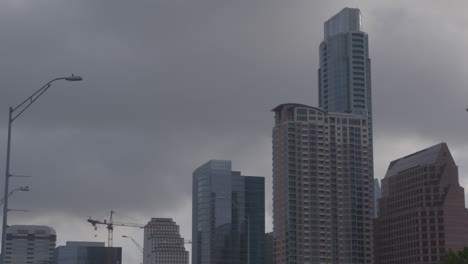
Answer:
87 210 146 247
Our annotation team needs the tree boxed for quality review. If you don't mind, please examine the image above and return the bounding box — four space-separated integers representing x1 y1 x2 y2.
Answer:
440 248 468 264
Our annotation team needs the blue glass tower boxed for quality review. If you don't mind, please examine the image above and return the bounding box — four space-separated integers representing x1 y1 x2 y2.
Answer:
318 8 372 118
192 160 265 264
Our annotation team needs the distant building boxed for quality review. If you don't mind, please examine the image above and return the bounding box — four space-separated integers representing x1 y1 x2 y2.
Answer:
192 160 265 264
4 225 56 264
264 232 274 264
374 143 468 264
374 179 382 218
55 241 121 264
272 104 374 264
143 218 188 264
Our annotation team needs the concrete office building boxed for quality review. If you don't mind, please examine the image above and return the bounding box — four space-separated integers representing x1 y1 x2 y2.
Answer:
143 218 188 264
192 160 265 264
3 225 56 264
272 104 374 264
55 241 122 264
374 143 468 264
374 179 382 218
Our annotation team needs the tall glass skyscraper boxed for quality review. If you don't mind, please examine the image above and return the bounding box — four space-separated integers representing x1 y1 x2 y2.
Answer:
272 7 375 264
318 8 372 118
192 160 265 264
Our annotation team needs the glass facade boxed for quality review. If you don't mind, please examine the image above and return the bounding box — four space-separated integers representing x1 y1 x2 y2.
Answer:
56 242 122 264
319 8 372 119
192 160 265 264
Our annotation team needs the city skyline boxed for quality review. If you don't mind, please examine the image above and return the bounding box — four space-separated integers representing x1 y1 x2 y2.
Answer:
1 1 468 264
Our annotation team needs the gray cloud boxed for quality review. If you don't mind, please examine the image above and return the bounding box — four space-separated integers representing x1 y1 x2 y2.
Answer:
1 0 468 263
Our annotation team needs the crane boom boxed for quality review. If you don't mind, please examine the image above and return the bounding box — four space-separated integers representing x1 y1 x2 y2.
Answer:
87 210 145 247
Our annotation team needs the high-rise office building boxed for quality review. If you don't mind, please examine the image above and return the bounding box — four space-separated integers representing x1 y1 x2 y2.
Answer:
55 241 122 264
318 8 371 119
374 143 468 264
373 179 382 218
143 218 189 264
192 160 265 264
264 232 275 264
272 7 374 264
319 8 375 217
3 225 56 264
272 104 374 264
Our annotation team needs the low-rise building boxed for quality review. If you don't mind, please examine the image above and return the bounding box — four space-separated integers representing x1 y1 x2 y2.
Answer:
4 225 56 264
55 241 121 264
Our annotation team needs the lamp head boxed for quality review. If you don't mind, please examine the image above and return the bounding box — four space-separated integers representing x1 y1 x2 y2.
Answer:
64 75 83 81
19 186 29 192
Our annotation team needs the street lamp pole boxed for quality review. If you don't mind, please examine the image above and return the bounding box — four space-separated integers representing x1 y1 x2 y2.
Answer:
1 75 82 262
122 235 143 264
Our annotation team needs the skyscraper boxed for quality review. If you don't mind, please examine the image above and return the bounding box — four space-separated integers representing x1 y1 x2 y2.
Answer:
3 225 56 264
318 8 371 118
271 7 375 264
373 179 382 218
143 218 189 264
272 104 374 264
55 241 122 264
374 143 468 264
318 7 374 193
192 160 265 264
264 232 274 264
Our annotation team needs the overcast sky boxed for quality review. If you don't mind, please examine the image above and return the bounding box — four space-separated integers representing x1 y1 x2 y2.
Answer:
1 0 468 263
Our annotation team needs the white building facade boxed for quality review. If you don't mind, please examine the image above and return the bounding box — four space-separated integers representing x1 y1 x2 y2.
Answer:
143 218 188 264
4 225 56 264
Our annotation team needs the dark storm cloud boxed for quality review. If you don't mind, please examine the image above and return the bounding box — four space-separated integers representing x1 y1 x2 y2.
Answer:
1 0 468 263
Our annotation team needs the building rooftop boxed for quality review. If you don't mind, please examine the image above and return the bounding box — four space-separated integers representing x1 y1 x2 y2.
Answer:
6 225 56 235
324 7 362 39
385 143 445 178
272 103 366 118
64 241 105 247
271 103 316 112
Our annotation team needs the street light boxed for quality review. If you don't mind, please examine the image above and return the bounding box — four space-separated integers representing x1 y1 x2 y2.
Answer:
1 75 83 262
122 235 143 264
0 186 29 206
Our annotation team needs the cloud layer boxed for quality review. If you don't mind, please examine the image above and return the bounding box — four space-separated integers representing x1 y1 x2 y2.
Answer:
1 1 467 263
